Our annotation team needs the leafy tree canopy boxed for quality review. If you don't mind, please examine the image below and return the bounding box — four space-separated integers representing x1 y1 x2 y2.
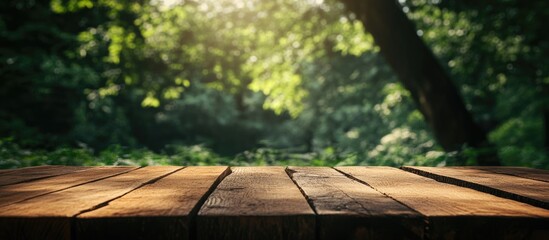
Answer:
0 0 547 168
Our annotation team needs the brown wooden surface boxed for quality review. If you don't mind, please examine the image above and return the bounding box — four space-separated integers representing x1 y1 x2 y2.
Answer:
0 165 59 175
288 167 423 240
197 167 315 240
0 167 53 175
0 166 135 208
0 165 89 186
337 166 549 239
402 166 549 210
469 166 549 183
76 166 230 240
0 166 181 240
0 166 548 240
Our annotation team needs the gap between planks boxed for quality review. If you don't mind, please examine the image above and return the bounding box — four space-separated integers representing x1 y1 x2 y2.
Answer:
2 166 548 240
331 167 424 217
401 166 549 210
467 166 549 183
0 166 91 187
337 166 549 239
284 167 320 240
74 166 231 240
0 166 184 239
285 167 319 215
197 167 316 240
331 167 429 239
74 166 185 217
187 167 232 240
287 167 425 240
0 166 138 208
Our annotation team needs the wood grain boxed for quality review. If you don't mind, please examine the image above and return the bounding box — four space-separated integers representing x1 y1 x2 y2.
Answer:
0 166 181 240
288 167 423 240
197 167 315 240
402 166 549 210
337 166 549 240
2 166 548 240
468 166 549 183
0 169 33 175
0 166 135 207
0 165 58 175
76 166 230 240
0 165 89 186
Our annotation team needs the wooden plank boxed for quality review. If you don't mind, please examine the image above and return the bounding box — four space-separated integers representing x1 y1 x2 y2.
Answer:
0 165 56 175
76 166 230 240
197 167 315 240
337 166 549 239
288 167 423 240
0 168 17 174
0 165 89 186
402 166 549 210
0 166 181 240
0 166 136 208
468 166 549 183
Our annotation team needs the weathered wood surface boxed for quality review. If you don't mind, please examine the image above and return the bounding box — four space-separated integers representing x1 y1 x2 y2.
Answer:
0 165 62 175
0 165 547 240
0 166 135 208
402 166 549 209
470 166 549 183
76 166 229 240
197 167 315 240
338 166 549 239
288 167 423 240
0 166 180 239
0 165 89 186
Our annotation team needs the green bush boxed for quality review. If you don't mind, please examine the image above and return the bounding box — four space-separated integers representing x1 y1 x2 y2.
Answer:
1 138 547 169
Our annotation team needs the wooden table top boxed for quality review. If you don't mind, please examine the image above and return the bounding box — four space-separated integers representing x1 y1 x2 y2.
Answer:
0 166 548 240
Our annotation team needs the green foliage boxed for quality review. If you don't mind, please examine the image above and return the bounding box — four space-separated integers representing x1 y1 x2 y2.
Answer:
489 118 547 168
0 139 348 168
403 0 549 168
0 0 547 168
0 138 95 168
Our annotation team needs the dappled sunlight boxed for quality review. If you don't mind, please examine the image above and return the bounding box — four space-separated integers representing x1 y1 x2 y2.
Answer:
336 167 549 218
0 167 178 216
0 167 134 207
0 0 547 168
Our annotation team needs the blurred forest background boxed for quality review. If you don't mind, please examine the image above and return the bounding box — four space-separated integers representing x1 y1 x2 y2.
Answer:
0 0 547 168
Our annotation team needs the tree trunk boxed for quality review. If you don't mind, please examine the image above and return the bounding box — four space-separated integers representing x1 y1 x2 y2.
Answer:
340 0 499 165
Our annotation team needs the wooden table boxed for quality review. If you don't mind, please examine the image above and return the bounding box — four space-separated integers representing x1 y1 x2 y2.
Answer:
0 166 548 240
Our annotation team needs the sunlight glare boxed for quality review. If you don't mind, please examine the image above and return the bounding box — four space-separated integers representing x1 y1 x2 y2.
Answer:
156 0 181 9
